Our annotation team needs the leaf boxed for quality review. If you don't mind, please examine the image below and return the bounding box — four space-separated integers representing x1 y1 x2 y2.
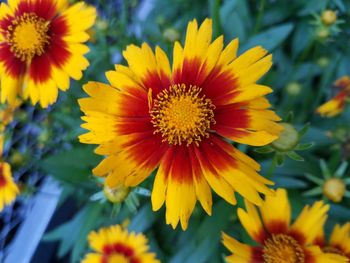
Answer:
295 142 314 151
334 162 348 178
241 23 294 51
169 201 232 263
303 186 323 196
275 177 307 188
254 146 274 153
39 146 100 185
128 203 158 233
298 123 310 138
44 202 103 262
286 151 304 162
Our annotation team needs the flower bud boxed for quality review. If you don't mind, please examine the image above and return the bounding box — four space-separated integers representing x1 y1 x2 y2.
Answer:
103 184 130 203
286 82 301 96
271 123 298 152
163 28 180 42
323 178 346 202
321 10 337 26
317 28 329 39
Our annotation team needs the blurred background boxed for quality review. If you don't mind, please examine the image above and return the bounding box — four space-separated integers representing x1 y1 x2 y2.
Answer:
1 0 350 262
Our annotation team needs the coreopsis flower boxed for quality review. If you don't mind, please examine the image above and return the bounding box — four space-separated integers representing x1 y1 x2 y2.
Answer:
317 76 350 117
79 18 283 229
314 223 350 260
0 162 19 211
222 188 348 263
81 224 160 263
0 0 96 108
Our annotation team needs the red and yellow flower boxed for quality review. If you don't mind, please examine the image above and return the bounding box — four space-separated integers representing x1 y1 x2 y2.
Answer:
79 18 283 230
222 188 348 263
317 76 350 117
82 224 160 263
314 222 350 260
0 161 19 211
0 0 96 108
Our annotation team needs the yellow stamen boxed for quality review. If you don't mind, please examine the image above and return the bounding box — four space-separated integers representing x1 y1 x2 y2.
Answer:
6 13 50 62
150 84 215 146
263 234 305 263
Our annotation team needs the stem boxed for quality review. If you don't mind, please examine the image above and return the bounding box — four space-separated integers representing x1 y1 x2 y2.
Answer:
266 155 277 179
254 0 266 33
209 0 222 37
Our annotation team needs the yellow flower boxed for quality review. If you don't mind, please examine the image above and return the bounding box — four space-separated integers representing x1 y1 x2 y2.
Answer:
0 162 19 211
81 224 160 263
222 188 348 263
314 223 350 260
0 0 96 108
79 18 283 230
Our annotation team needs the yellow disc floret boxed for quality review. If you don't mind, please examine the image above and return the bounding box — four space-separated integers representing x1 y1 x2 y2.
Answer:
150 84 215 146
263 234 305 263
6 13 50 62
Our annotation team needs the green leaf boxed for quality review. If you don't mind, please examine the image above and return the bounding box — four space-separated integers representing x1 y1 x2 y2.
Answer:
303 186 323 196
241 23 294 51
320 159 332 179
295 142 314 151
286 151 304 161
305 173 324 185
254 145 274 153
298 123 310 138
334 162 348 178
44 202 103 262
39 146 100 186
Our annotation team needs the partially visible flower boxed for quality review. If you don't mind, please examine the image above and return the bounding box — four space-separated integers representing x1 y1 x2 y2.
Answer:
82 224 160 263
222 188 348 263
304 160 350 203
0 162 19 211
321 10 337 26
317 76 350 117
79 18 283 230
314 223 350 260
0 0 96 108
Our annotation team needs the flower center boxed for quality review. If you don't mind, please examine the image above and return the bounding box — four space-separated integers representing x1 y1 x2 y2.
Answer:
263 234 305 263
102 243 140 263
150 84 215 146
6 13 50 62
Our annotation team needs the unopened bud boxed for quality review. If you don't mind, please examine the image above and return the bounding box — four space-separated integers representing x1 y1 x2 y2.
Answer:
321 10 337 26
271 123 298 152
323 178 346 202
103 184 130 203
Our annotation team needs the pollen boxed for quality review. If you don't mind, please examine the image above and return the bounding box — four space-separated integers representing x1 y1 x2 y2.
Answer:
150 84 215 146
6 13 50 62
263 234 305 263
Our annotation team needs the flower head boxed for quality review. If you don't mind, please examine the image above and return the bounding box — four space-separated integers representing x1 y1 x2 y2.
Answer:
317 76 350 117
314 223 350 260
0 0 96 107
0 162 19 211
82 224 160 263
79 18 283 229
222 188 348 263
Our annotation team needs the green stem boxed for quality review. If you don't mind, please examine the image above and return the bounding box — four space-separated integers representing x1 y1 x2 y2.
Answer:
254 0 266 33
266 155 277 179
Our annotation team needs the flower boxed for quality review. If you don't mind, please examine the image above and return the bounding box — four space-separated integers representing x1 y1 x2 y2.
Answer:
222 188 348 263
314 223 350 260
0 162 19 211
79 18 283 230
81 224 160 263
317 76 350 117
0 0 96 108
